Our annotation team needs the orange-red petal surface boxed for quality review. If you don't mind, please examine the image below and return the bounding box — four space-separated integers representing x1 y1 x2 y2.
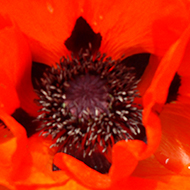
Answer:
132 155 190 190
0 14 38 116
0 70 19 115
109 141 140 184
0 109 30 189
154 26 190 174
156 103 190 173
54 153 111 189
0 0 79 65
141 26 190 161
0 0 188 65
0 15 20 114
82 0 188 58
54 140 147 189
12 133 70 188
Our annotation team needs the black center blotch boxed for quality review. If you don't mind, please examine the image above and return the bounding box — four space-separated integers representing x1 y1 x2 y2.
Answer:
32 62 51 90
11 108 38 137
166 73 181 103
53 146 111 174
121 53 151 80
64 16 102 55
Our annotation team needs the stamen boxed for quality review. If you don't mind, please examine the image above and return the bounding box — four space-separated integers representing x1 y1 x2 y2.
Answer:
35 47 146 174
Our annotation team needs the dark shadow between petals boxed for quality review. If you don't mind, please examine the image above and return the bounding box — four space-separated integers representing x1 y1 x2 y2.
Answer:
166 73 181 103
64 16 102 55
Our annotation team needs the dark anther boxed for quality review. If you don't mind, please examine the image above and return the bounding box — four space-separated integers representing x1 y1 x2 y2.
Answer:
166 73 181 103
121 53 151 80
11 108 38 137
64 16 102 55
32 62 51 90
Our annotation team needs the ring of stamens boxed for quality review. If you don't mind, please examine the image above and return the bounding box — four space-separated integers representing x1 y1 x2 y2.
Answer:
35 48 144 158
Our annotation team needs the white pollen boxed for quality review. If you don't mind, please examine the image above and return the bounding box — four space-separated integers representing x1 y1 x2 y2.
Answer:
118 96 123 102
62 94 66 99
46 96 52 101
41 89 47 95
123 116 128 121
97 129 102 133
75 128 80 134
102 148 107 153
116 110 121 115
105 134 110 141
50 85 56 89
112 128 117 134
88 149 93 156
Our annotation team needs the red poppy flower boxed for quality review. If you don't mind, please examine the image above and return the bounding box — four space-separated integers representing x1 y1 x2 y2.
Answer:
0 0 189 189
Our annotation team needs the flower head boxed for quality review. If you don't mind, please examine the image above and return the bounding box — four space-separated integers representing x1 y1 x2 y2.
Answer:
0 0 189 189
34 17 147 173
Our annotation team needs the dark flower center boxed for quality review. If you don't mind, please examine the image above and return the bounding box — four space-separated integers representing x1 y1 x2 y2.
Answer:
64 74 110 119
31 16 147 174
34 48 146 173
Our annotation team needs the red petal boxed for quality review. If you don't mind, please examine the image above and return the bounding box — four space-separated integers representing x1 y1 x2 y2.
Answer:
152 3 188 56
177 34 190 102
54 153 111 189
142 26 190 160
0 15 21 114
10 132 69 187
0 0 188 64
54 140 146 189
138 55 161 96
133 155 174 179
155 103 190 173
132 155 190 189
0 70 20 114
15 180 89 190
109 141 140 184
110 176 158 190
0 109 31 183
82 0 188 58
0 185 12 190
140 106 162 159
0 14 38 116
161 175 190 189
0 0 77 65
154 27 190 173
